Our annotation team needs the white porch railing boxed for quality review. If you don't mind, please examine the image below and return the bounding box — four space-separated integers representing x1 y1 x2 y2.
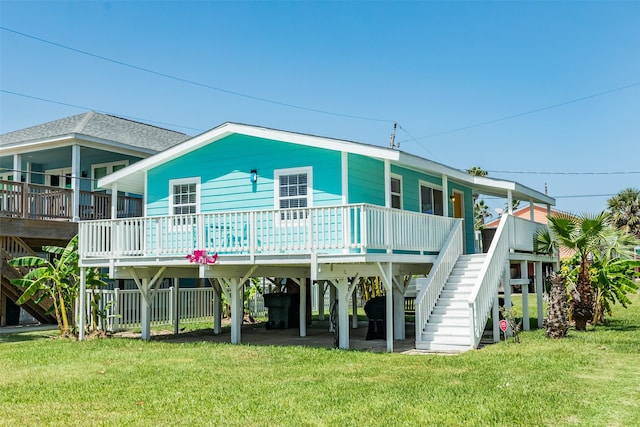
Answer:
467 214 547 348
414 220 464 339
85 287 216 332
78 204 459 259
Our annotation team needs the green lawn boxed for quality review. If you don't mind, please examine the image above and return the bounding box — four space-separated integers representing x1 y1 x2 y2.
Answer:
1 292 639 427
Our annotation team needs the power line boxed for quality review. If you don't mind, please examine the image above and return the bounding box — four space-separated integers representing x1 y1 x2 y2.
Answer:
0 26 395 124
0 89 205 133
487 170 640 176
397 81 640 143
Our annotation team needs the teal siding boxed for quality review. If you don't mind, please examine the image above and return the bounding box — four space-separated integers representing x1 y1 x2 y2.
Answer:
147 134 342 216
347 154 385 205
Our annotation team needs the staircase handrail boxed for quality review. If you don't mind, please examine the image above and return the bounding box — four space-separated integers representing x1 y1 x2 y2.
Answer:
415 220 464 340
467 214 511 348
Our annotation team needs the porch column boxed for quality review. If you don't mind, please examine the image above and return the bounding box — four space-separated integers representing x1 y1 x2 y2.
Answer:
492 292 500 343
351 287 358 329
521 260 530 331
298 278 307 337
535 261 544 328
172 279 180 335
71 144 81 221
317 281 325 320
503 261 512 337
140 278 152 341
212 279 222 334
12 154 21 182
507 190 513 214
377 262 394 352
110 183 118 219
229 279 243 344
78 267 87 341
529 201 535 221
333 278 351 349
393 278 406 340
442 175 449 217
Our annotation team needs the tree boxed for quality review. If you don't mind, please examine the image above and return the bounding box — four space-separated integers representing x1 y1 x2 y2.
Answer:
8 235 106 336
545 272 569 338
535 211 610 330
607 187 640 238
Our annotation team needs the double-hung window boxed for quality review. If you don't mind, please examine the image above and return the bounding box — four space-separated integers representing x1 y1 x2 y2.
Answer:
275 167 312 221
170 178 200 215
419 181 444 216
390 174 402 209
92 161 128 189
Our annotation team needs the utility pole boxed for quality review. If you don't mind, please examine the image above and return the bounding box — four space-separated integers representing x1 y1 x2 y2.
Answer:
389 122 398 149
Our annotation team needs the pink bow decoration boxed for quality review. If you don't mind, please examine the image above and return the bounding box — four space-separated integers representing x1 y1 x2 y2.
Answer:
186 250 218 265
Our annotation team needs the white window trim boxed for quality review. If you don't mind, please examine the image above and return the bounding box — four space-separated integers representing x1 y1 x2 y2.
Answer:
92 160 129 190
419 179 443 216
169 177 201 215
390 173 403 209
274 166 313 224
45 167 72 188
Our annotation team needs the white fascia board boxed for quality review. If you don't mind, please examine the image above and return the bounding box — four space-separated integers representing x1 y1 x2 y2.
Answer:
0 135 75 155
98 122 400 192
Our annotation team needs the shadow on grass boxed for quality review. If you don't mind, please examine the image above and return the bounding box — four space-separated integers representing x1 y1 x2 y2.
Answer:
0 331 56 344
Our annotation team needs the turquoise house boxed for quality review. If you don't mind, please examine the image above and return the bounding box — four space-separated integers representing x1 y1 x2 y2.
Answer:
78 122 556 352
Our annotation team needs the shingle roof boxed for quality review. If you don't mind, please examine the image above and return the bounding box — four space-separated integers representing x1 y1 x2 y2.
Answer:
0 111 191 151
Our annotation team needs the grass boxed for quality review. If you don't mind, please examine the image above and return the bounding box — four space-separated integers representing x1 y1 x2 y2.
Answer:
1 292 639 426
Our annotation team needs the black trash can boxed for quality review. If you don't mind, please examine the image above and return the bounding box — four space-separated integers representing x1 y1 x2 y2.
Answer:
364 296 386 340
264 293 299 329
5 299 21 326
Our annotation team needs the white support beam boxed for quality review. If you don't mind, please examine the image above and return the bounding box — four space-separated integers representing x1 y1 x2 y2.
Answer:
503 261 512 337
111 183 118 219
376 262 394 352
492 292 500 343
318 281 326 321
173 279 180 335
291 277 308 337
228 278 243 344
331 278 351 349
12 154 21 183
392 275 406 340
442 175 449 217
521 260 530 331
529 201 535 221
208 278 223 334
507 190 514 214
78 267 87 341
352 286 358 329
129 267 167 341
535 261 544 329
71 144 81 221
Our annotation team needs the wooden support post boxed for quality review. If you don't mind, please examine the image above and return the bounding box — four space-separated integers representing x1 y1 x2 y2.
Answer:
335 278 350 349
351 286 358 329
376 262 394 352
211 279 222 334
71 144 81 222
78 267 87 341
173 279 180 335
392 276 405 340
503 262 512 337
535 262 544 328
492 292 500 343
140 278 152 341
298 278 307 337
229 279 242 344
318 281 325 321
521 260 530 331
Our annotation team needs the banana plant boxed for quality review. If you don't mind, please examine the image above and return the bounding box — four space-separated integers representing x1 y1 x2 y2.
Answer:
8 235 106 336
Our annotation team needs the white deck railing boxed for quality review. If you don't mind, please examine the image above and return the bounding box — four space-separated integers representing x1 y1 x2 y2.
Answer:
78 204 459 259
414 220 464 339
467 214 547 348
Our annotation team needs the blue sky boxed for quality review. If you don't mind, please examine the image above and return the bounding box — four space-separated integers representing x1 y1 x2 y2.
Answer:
1 1 638 217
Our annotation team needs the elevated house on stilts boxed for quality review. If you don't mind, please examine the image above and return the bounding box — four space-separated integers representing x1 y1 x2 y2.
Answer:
78 123 557 352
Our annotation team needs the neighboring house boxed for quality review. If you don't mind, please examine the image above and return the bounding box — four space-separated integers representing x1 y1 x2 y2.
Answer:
78 122 557 352
0 111 190 326
485 204 573 289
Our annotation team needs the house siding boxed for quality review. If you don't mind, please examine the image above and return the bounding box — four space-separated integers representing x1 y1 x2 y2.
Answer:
146 134 343 216
347 154 385 205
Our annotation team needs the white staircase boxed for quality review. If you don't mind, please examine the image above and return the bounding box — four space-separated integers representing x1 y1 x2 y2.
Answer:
415 254 486 352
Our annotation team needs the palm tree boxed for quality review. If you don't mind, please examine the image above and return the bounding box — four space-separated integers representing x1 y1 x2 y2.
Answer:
474 199 491 230
535 211 610 330
545 272 569 338
607 188 640 238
